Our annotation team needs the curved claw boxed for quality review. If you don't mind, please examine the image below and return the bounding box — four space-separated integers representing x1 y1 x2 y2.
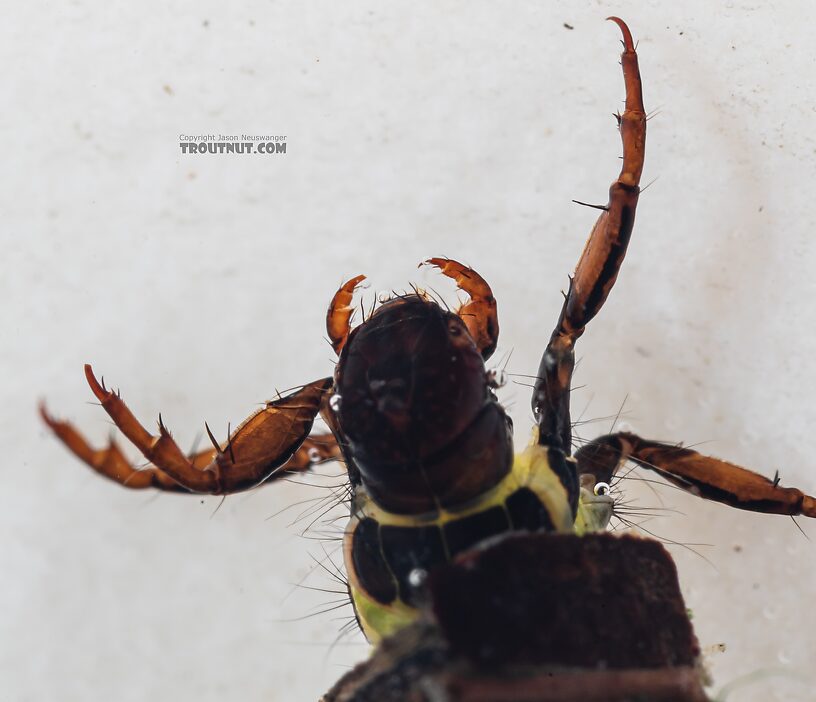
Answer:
327 274 366 355
606 16 645 185
422 257 499 360
85 364 154 449
606 16 635 53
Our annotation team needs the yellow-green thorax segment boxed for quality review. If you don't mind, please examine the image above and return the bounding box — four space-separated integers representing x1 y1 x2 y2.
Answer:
575 473 615 535
344 433 592 643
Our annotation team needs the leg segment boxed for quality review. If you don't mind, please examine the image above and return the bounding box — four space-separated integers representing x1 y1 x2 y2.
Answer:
289 432 344 470
41 397 343 492
43 364 334 494
40 403 189 490
532 17 646 454
575 433 816 518
422 258 499 360
327 275 366 355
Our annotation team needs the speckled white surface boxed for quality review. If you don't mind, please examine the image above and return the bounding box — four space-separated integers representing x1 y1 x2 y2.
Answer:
3 2 816 701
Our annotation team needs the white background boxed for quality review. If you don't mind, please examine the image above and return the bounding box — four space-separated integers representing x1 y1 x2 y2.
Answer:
3 2 816 701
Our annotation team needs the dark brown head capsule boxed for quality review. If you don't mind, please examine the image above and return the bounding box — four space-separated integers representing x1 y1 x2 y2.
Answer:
332 294 512 514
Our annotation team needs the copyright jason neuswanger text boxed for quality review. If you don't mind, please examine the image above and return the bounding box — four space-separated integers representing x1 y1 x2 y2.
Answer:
179 134 287 154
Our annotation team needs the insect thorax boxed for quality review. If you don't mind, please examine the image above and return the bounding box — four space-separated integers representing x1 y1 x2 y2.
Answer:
343 441 580 642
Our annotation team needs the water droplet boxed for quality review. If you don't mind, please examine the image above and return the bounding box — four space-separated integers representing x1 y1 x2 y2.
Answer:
307 447 321 463
408 568 427 588
777 648 791 665
762 604 778 621
329 394 342 411
487 369 507 389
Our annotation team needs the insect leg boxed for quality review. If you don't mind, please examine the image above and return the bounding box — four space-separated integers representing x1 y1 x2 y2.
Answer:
40 403 190 490
42 365 333 494
41 399 342 492
327 275 366 354
422 258 499 359
575 433 816 518
533 17 646 454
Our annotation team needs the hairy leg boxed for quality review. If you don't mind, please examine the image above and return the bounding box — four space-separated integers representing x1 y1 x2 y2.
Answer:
42 365 333 494
533 17 646 454
575 432 816 518
41 401 342 491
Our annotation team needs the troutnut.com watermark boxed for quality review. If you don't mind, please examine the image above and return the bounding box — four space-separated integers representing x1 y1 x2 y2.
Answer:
179 134 287 154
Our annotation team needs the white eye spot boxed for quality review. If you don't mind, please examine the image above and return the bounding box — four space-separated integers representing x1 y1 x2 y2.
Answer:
594 481 611 497
307 447 321 463
408 568 428 589
487 369 508 389
329 394 342 411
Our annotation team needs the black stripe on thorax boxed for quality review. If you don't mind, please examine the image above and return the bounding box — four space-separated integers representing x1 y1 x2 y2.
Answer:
351 487 560 607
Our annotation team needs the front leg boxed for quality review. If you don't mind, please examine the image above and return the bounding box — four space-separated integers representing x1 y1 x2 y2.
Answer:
575 433 816 518
533 17 646 454
42 365 334 494
41 402 342 491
